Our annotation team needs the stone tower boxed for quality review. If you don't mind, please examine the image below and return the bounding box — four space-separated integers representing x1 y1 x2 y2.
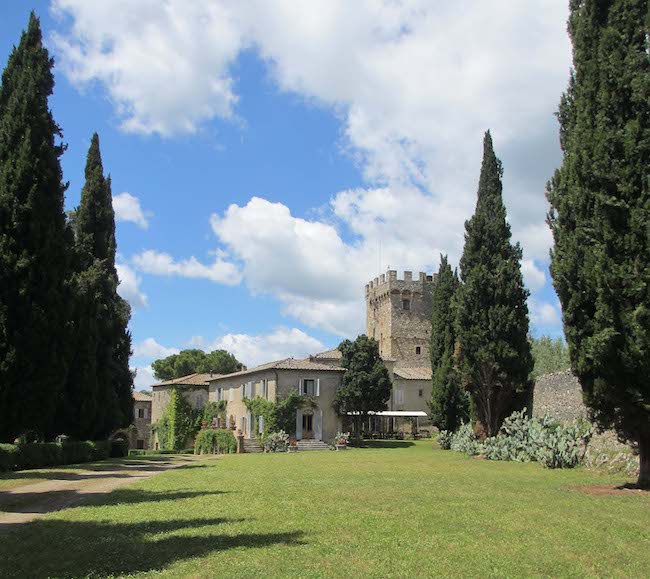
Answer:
365 270 436 368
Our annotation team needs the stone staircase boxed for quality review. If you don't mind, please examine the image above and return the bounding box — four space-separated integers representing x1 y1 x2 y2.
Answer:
296 439 330 451
242 439 263 453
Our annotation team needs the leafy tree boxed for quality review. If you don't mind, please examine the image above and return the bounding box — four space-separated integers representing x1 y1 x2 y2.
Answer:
547 0 650 487
333 335 392 432
0 14 71 441
429 255 469 431
456 131 533 437
530 336 570 380
151 349 242 381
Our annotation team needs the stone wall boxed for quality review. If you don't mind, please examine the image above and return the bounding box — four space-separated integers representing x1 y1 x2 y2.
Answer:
532 370 587 422
366 270 435 367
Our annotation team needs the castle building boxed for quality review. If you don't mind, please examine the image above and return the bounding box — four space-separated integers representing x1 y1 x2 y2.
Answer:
150 269 436 448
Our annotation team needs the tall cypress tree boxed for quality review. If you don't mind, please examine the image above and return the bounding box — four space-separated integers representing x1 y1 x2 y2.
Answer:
456 131 533 437
0 14 71 441
429 255 469 431
68 134 133 438
547 0 650 488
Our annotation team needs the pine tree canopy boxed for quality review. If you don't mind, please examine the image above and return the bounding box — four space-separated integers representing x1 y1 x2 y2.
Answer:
456 131 533 437
547 0 650 487
429 255 469 431
152 349 243 381
0 13 70 441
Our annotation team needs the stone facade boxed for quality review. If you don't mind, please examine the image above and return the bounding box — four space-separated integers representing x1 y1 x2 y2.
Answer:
131 391 152 449
366 270 436 368
532 370 588 422
207 360 345 443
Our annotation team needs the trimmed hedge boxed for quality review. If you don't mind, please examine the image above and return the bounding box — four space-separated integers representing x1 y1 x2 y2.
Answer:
0 440 114 472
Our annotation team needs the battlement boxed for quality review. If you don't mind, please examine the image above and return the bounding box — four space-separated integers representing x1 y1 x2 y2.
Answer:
365 270 436 294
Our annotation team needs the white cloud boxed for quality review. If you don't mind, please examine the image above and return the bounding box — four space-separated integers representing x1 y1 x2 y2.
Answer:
529 298 562 329
113 192 150 229
132 249 242 285
116 263 148 308
207 327 326 368
521 259 546 293
132 365 155 390
133 338 179 360
54 1 572 335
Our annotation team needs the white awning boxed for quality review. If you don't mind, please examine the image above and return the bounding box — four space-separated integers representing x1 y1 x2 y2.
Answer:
346 410 428 417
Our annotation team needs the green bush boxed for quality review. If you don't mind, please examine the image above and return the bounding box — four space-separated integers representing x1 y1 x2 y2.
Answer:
89 441 111 461
263 431 289 452
437 430 453 450
16 443 63 469
60 441 94 465
449 423 481 456
194 429 237 455
0 444 19 471
110 439 129 458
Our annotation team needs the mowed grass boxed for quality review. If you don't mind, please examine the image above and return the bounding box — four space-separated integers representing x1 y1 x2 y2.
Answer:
0 441 648 578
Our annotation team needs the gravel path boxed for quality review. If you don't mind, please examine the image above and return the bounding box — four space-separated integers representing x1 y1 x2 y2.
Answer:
0 455 206 532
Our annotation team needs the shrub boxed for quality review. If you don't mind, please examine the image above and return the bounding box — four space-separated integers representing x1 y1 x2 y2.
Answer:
60 441 95 465
128 449 194 456
194 429 237 455
263 431 289 453
16 443 63 469
449 423 481 456
440 409 593 469
0 444 19 471
437 430 453 450
110 439 129 458
89 441 111 461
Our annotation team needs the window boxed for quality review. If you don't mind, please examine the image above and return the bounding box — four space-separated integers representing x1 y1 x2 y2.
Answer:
402 299 410 311
261 379 268 399
137 408 145 419
229 387 235 402
301 378 320 396
394 389 404 404
136 439 144 449
244 381 253 398
415 346 421 355
418 389 424 397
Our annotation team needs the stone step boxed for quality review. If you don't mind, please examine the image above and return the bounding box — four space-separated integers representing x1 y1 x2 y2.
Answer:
243 439 263 453
296 440 329 451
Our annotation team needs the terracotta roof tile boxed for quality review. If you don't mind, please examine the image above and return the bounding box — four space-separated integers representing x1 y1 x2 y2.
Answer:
153 373 218 388
208 358 345 382
133 391 152 402
393 367 432 380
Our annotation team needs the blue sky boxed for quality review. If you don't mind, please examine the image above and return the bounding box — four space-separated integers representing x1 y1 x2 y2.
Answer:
1 1 570 388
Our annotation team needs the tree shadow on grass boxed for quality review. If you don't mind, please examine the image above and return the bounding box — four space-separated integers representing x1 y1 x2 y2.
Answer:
354 440 416 449
0 488 231 514
0 516 304 578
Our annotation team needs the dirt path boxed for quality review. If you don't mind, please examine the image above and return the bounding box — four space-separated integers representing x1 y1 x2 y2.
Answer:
0 455 208 532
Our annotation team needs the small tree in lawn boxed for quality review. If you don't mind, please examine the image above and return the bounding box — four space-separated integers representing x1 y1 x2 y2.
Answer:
333 335 391 434
429 255 469 431
456 131 533 437
547 0 650 488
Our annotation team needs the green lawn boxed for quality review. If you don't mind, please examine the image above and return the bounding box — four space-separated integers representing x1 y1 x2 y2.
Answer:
0 441 648 578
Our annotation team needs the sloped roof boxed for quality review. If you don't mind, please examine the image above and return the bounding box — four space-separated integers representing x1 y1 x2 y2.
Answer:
393 367 432 380
310 348 342 360
133 390 152 402
208 358 345 382
152 373 218 388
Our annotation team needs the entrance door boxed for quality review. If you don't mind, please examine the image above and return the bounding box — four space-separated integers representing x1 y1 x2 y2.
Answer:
302 413 314 439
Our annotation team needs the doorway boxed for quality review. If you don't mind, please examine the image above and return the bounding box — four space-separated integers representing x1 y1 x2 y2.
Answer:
302 412 314 439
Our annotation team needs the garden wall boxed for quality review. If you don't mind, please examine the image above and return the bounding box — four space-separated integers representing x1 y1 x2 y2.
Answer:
532 370 587 422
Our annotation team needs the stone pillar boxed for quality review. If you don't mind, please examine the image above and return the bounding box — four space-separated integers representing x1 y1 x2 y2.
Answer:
236 431 244 454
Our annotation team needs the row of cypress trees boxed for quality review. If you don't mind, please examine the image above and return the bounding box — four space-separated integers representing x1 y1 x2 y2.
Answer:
0 14 133 442
430 132 533 437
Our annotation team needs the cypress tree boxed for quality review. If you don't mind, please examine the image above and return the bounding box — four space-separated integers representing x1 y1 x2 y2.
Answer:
456 131 533 437
67 134 133 438
429 255 469 431
0 14 71 441
547 0 650 487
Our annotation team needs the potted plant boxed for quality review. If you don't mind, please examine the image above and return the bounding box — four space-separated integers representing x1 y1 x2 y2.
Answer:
288 439 298 453
334 432 350 451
